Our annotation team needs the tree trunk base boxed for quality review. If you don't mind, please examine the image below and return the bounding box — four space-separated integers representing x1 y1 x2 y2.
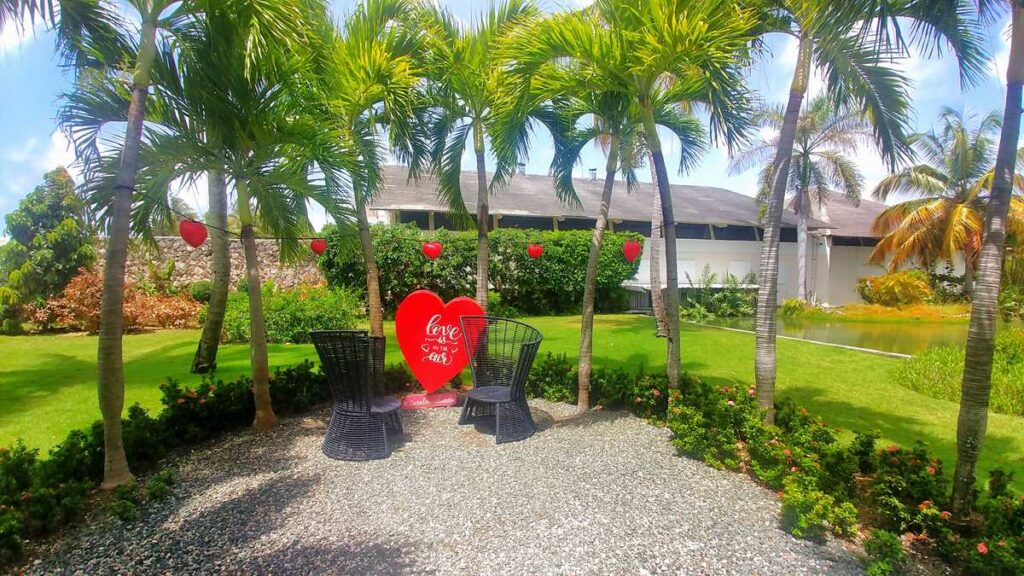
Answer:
253 410 280 431
99 472 134 490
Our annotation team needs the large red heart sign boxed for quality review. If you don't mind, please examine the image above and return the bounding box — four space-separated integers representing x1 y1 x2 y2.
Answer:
396 290 484 393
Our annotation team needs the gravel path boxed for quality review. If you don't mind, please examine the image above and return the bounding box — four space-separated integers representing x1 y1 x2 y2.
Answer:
28 401 863 575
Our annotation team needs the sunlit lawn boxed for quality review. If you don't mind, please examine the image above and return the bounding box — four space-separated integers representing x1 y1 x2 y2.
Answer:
2 314 1022 488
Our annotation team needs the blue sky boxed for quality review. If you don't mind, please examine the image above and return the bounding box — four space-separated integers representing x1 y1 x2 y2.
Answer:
0 1 1014 234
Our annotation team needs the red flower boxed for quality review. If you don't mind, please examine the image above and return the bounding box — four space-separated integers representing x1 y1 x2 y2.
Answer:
977 542 989 555
940 511 952 520
177 398 185 404
886 445 900 453
926 466 937 476
199 399 206 405
652 389 662 397
783 449 792 457
748 388 756 396
790 466 798 473
890 457 900 465
726 400 736 407
634 396 642 404
918 500 932 511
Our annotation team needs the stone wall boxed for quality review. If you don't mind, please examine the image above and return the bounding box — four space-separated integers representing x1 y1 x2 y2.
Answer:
105 237 324 289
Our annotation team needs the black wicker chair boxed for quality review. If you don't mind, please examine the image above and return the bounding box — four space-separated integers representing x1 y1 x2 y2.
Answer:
458 316 543 444
311 330 402 460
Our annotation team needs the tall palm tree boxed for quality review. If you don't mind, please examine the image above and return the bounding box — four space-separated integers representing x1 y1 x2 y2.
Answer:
417 0 539 311
870 108 1024 294
548 92 705 410
951 0 1024 521
730 96 868 302
191 170 229 373
62 0 341 436
743 0 987 422
503 0 755 389
314 0 427 339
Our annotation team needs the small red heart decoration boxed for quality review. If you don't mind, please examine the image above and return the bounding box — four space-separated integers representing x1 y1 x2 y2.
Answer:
310 238 327 255
527 243 544 259
422 241 443 260
396 290 484 393
179 220 208 248
622 239 642 262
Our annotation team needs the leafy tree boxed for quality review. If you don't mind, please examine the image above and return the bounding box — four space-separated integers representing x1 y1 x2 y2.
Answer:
0 167 96 332
417 0 539 311
952 0 1024 521
870 108 1024 296
730 95 869 302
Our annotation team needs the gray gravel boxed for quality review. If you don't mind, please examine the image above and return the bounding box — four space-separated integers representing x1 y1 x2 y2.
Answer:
28 401 863 575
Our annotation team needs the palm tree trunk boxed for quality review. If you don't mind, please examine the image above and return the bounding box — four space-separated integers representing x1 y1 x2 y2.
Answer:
755 36 811 424
797 195 809 302
474 125 490 312
578 137 620 411
963 258 974 299
236 177 278 431
649 159 668 338
356 187 384 337
192 169 229 373
640 102 681 388
951 5 1024 520
96 13 159 490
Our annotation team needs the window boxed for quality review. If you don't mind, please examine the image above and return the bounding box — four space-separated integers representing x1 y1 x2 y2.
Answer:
712 225 757 241
559 217 598 230
676 223 712 239
615 220 653 235
779 227 797 242
398 210 429 229
499 215 554 230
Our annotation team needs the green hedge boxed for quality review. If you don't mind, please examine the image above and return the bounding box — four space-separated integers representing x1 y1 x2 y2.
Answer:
317 224 643 315
216 283 365 344
0 362 327 567
528 353 1024 573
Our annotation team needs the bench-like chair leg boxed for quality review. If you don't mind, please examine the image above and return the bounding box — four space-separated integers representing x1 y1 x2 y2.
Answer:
322 407 389 461
495 398 536 444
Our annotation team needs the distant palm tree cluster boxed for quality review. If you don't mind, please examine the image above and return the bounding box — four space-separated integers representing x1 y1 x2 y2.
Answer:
2 0 1021 520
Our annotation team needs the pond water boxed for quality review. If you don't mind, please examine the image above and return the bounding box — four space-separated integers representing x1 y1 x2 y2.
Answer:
701 317 974 356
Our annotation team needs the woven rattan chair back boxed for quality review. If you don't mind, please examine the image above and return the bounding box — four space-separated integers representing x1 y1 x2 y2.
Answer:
460 316 543 401
311 330 372 414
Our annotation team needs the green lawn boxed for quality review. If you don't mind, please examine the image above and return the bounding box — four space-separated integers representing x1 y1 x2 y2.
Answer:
2 315 1022 489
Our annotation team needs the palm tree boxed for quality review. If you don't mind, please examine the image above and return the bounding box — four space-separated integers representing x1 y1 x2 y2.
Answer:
870 108 1024 295
191 170 228 373
951 0 1024 521
503 0 755 389
547 92 705 410
314 0 427 339
730 96 868 303
417 0 539 312
742 0 987 422
62 0 341 436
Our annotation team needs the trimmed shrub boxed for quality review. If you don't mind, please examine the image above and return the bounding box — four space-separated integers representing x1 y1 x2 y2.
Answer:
863 529 906 576
679 264 756 320
318 224 642 315
220 283 365 344
857 270 932 307
188 281 214 304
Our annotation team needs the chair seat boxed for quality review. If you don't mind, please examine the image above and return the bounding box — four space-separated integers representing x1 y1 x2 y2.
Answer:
370 396 401 414
466 386 511 403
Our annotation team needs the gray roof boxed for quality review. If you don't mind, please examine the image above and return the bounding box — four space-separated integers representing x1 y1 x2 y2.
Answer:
788 195 888 238
371 165 829 230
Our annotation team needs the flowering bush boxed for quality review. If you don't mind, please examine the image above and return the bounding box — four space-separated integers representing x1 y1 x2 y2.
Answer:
780 473 858 540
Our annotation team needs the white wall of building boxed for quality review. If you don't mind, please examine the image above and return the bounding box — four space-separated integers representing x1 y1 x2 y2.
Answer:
630 236 886 306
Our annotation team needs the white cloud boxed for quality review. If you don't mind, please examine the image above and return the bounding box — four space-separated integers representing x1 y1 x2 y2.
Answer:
39 131 81 182
990 21 1012 80
3 137 39 163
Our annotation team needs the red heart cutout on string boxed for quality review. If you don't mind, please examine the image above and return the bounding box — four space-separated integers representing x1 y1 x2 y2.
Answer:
179 220 208 248
527 244 544 259
622 239 642 262
396 290 484 393
422 241 443 260
310 238 327 255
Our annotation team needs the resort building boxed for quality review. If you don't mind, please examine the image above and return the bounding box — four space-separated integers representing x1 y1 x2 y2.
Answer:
368 165 889 306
